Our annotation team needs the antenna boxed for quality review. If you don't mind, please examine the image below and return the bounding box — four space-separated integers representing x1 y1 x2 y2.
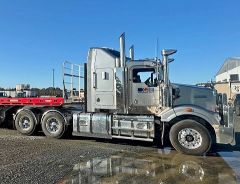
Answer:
155 37 159 60
155 38 160 82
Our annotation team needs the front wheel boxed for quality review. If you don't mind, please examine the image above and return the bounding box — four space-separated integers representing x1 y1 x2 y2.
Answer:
41 111 67 139
169 119 212 155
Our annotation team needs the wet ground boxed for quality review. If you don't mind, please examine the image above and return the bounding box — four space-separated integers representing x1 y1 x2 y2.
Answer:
0 119 239 184
58 149 240 184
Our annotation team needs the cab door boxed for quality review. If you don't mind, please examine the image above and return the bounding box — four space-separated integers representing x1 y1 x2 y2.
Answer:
129 66 160 107
95 67 116 109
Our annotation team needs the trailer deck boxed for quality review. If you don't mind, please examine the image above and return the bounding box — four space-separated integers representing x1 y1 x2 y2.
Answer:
0 97 64 106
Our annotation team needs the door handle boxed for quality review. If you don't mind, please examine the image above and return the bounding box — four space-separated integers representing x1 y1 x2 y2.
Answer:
93 72 96 88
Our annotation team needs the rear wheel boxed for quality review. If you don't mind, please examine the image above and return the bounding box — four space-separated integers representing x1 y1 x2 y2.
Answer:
41 111 67 138
15 110 37 135
169 119 212 155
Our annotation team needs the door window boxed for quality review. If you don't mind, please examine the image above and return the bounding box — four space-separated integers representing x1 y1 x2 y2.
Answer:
132 68 157 87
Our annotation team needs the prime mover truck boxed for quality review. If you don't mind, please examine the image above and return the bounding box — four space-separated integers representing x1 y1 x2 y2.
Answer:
0 33 235 155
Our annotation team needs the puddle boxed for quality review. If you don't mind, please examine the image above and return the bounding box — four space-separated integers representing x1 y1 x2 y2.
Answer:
57 150 238 184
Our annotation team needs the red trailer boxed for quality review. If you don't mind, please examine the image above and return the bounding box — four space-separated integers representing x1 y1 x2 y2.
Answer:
0 61 84 138
0 96 80 138
0 97 64 106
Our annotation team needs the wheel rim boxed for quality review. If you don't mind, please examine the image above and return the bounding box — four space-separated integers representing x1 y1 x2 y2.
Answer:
178 128 202 149
19 117 31 130
46 118 60 133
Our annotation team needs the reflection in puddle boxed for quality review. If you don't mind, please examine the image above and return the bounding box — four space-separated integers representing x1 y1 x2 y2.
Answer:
57 150 237 184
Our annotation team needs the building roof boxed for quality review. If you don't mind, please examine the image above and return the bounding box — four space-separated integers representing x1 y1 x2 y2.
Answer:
216 57 240 76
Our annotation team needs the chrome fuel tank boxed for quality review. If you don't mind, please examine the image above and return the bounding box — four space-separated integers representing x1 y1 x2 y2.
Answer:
73 113 112 138
72 113 155 141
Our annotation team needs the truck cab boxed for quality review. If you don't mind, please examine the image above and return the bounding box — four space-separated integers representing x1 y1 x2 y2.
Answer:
72 33 235 155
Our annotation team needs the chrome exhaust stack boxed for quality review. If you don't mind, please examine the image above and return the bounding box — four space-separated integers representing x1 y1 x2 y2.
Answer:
162 49 177 85
129 45 134 61
161 49 177 107
120 33 126 67
119 32 128 113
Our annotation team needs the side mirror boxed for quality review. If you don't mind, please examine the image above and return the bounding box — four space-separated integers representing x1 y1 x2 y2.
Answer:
161 49 177 56
168 58 174 63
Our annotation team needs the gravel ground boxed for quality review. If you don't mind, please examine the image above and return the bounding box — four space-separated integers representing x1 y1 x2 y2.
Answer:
0 117 239 184
0 129 156 184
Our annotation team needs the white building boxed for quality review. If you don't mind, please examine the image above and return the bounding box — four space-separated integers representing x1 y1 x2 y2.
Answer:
216 57 240 82
215 57 240 99
0 84 36 97
16 84 30 91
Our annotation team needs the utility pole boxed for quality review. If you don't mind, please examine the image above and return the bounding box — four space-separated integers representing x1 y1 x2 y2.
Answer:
52 69 55 96
52 69 55 88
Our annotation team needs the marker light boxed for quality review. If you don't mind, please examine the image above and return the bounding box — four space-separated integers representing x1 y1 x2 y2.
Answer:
184 108 193 112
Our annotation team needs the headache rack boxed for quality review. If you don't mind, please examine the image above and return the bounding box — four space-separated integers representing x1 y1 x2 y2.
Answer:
62 61 85 103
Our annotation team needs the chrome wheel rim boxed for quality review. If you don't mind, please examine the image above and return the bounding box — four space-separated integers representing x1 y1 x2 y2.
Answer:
19 117 31 130
178 128 202 149
46 118 60 133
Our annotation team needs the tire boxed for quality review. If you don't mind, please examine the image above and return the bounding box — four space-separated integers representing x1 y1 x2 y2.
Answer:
15 110 37 135
41 111 67 138
169 119 212 155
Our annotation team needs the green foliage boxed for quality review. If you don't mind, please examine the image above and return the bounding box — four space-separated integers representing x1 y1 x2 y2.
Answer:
32 87 63 97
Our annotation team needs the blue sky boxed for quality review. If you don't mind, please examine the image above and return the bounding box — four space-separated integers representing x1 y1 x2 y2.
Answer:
0 0 239 88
